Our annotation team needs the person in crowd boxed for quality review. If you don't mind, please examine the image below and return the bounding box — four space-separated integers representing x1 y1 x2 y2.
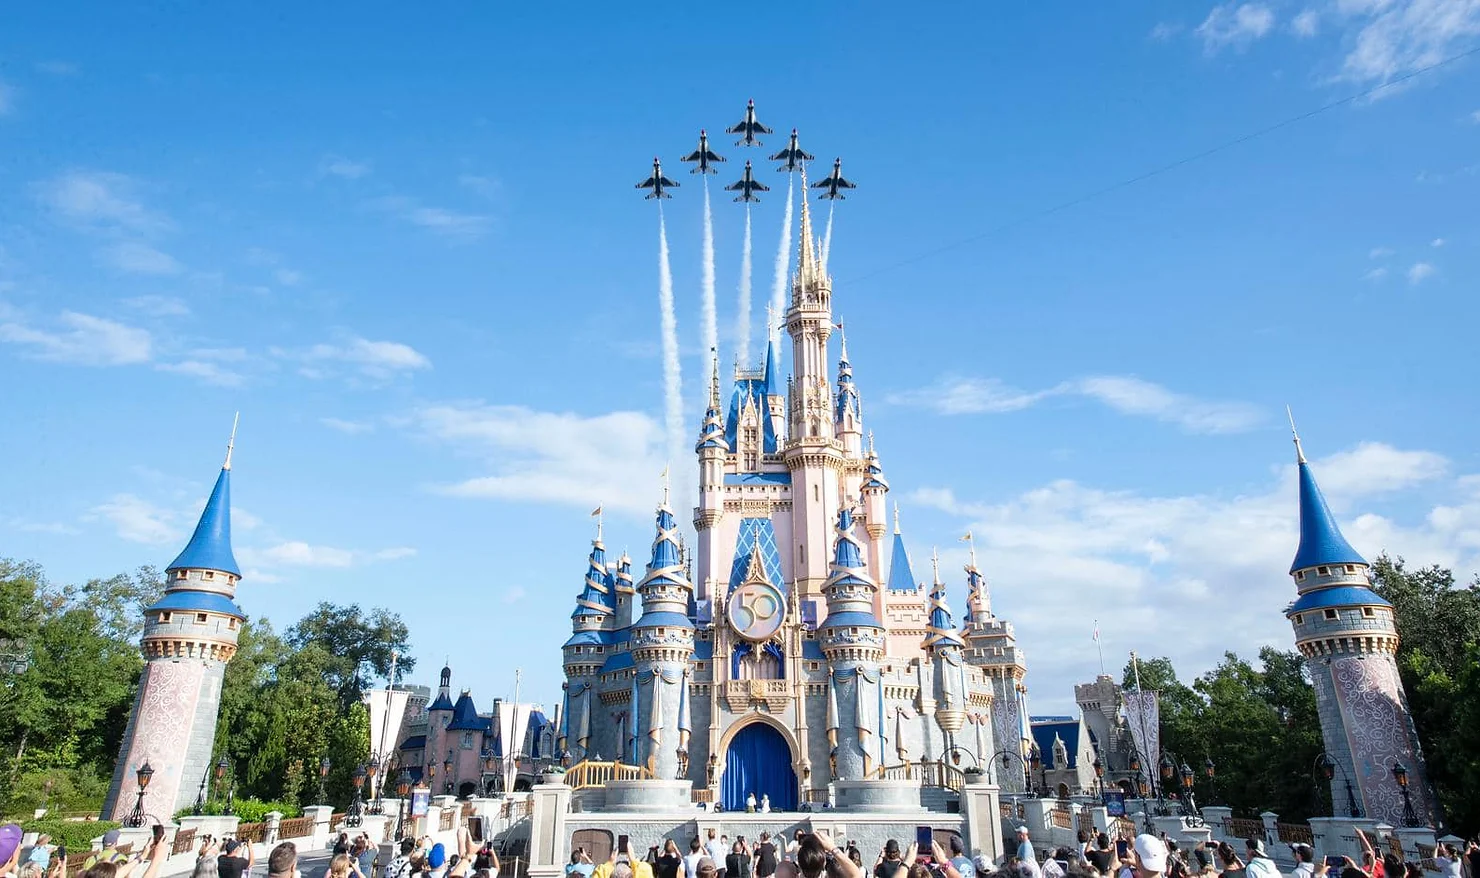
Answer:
387 840 418 878
874 842 903 878
686 839 708 878
1128 836 1166 878
357 838 378 878
335 837 351 857
707 832 728 878
1242 840 1278 878
75 831 167 878
697 860 718 878
655 841 682 878
1290 845 1316 878
755 835 778 878
267 844 298 878
82 832 127 872
726 840 752 878
191 846 221 878
947 837 975 878
798 834 859 878
1016 830 1035 869
1085 835 1117 878
898 840 963 878
567 849 594 878
427 845 449 878
1216 842 1246 878
1429 844 1461 878
330 854 365 878
218 839 254 878
593 841 654 878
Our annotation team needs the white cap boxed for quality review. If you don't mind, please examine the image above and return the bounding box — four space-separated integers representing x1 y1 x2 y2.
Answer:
1134 835 1168 874
1016 826 1030 835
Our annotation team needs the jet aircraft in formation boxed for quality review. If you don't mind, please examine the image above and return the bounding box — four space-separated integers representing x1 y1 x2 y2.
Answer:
635 158 679 199
811 158 856 200
726 99 773 147
769 129 814 173
680 130 726 174
725 160 770 202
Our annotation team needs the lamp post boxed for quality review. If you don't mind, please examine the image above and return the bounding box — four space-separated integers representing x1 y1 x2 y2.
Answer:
1391 762 1419 827
1315 753 1361 818
1204 758 1217 806
1028 744 1045 797
481 749 498 796
392 769 412 841
443 751 454 796
1092 756 1104 797
1178 762 1197 816
367 755 383 814
990 747 1029 796
124 762 154 828
318 757 331 806
346 763 367 828
194 763 210 816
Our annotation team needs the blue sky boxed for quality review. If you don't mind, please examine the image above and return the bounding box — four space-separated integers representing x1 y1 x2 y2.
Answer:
2 2 1477 714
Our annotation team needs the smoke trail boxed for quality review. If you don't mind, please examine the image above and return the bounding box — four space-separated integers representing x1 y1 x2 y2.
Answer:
768 176 794 346
701 178 718 364
657 208 684 471
821 200 835 273
736 204 753 366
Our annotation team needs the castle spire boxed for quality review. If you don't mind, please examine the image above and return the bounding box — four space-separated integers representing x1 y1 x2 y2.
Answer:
1287 405 1307 464
223 412 239 470
924 548 965 650
167 429 241 577
796 164 817 290
1289 434 1366 575
886 505 919 592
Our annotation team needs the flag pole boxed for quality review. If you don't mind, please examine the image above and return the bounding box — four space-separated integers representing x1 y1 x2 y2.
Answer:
1094 621 1104 677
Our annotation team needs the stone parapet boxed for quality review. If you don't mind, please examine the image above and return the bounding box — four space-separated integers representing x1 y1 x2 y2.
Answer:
834 779 923 813
603 780 693 812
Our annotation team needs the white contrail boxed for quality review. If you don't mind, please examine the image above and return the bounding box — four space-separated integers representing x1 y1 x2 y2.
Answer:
821 200 835 273
768 176 794 347
657 208 684 471
736 204 753 366
701 178 718 364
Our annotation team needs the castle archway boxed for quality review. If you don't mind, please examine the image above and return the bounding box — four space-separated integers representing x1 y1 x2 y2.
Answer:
721 719 798 812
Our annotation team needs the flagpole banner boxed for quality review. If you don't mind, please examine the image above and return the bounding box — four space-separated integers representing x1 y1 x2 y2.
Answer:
364 688 412 759
1120 690 1161 775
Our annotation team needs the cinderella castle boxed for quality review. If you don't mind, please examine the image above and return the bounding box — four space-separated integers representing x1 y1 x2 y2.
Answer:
557 194 1032 812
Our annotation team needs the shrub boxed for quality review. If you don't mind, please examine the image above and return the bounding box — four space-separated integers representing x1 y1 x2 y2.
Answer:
20 819 122 853
173 798 300 824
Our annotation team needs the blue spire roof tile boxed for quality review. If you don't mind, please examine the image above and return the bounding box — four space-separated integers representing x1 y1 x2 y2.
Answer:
886 531 918 592
1291 460 1367 574
167 467 240 576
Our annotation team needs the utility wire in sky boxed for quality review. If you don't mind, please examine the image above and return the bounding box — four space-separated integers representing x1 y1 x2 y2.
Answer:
844 45 1480 285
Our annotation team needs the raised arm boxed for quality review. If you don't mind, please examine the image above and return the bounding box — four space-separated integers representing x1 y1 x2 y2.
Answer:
930 841 960 878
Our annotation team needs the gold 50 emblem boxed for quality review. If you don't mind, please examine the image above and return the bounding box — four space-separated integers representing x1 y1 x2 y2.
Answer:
728 581 786 642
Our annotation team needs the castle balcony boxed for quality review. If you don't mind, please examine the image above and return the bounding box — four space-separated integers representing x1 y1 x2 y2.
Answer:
720 678 791 713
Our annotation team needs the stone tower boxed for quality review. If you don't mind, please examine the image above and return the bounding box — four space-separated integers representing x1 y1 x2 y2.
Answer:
105 433 246 819
630 496 696 779
960 539 1030 794
819 506 884 780
1284 427 1435 827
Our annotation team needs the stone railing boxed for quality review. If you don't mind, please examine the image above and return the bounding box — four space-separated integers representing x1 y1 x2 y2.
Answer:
1050 808 1072 829
564 759 653 790
873 759 968 792
278 816 314 839
329 812 347 832
236 822 267 844
691 789 715 804
1277 823 1314 845
439 809 455 831
172 828 198 856
1227 817 1265 839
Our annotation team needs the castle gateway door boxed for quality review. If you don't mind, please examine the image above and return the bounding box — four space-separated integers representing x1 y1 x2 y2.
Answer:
723 722 797 812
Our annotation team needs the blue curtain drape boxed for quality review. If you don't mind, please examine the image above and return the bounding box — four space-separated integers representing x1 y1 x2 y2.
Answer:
722 723 798 812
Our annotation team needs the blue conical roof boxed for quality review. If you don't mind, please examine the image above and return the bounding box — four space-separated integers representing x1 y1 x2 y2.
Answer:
1290 459 1366 574
924 577 964 649
763 338 779 395
167 467 240 576
886 531 917 592
571 539 615 620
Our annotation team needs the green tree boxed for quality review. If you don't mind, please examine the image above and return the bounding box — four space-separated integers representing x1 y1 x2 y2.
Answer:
286 603 415 710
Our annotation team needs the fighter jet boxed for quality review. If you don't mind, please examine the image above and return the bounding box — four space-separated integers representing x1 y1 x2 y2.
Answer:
725 160 770 202
725 99 773 147
769 129 815 173
811 158 857 200
635 158 679 199
680 130 726 174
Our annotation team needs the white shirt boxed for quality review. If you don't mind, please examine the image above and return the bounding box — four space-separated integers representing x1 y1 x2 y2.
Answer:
707 841 727 867
1290 862 1315 878
685 852 707 878
1434 858 1461 878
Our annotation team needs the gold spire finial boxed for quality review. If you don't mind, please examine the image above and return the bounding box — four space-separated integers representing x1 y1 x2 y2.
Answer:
1286 405 1307 464
796 164 816 289
223 412 239 470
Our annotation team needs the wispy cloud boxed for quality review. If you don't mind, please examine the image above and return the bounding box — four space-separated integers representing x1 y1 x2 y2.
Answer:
1149 22 1183 41
321 156 372 179
100 241 183 275
238 541 416 569
1408 261 1437 284
4 517 81 536
1292 8 1320 37
1196 3 1277 52
156 359 245 387
0 311 153 365
409 403 667 515
301 335 432 378
458 175 500 199
34 171 172 235
1364 266 1389 281
321 417 375 434
123 295 191 317
90 494 179 545
1472 109 1480 123
1334 0 1480 86
887 374 1263 434
1369 246 1394 258
371 196 490 241
1431 237 1446 247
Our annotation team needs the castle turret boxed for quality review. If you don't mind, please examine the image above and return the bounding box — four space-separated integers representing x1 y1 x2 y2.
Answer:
631 494 696 779
696 353 729 533
105 427 247 818
860 434 889 587
960 533 1030 794
963 537 991 623
1283 424 1435 827
614 551 636 629
834 326 863 455
882 506 928 658
570 523 617 635
819 505 884 779
924 551 969 739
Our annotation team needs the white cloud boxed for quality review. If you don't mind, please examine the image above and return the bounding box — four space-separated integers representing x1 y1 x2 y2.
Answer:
410 403 667 515
0 311 153 365
4 517 81 535
274 268 303 286
1072 375 1263 434
1334 0 1480 85
239 541 417 569
305 336 432 377
887 374 1262 434
122 295 190 317
504 586 528 604
100 241 183 275
1196 3 1277 52
90 494 178 545
34 171 171 234
155 360 245 387
1149 22 1182 41
371 196 490 241
885 377 1053 415
458 175 500 198
1292 8 1320 36
908 442 1478 711
1430 237 1445 247
1407 261 1436 284
1364 267 1389 281
1472 109 1480 123
1369 246 1394 258
321 417 375 434
321 156 372 179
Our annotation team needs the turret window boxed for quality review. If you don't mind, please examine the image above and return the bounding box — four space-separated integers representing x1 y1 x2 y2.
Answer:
1295 571 1306 582
1362 607 1375 617
1324 609 1339 620
1293 614 1303 625
1346 565 1358 573
1317 566 1329 576
197 613 208 623
204 571 215 580
159 612 172 623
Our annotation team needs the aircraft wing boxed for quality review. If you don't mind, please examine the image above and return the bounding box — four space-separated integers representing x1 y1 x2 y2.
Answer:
752 122 774 135
809 178 832 189
681 149 703 163
797 149 816 161
637 179 656 189
836 178 856 189
725 121 748 134
752 179 771 192
659 176 680 188
724 179 744 191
